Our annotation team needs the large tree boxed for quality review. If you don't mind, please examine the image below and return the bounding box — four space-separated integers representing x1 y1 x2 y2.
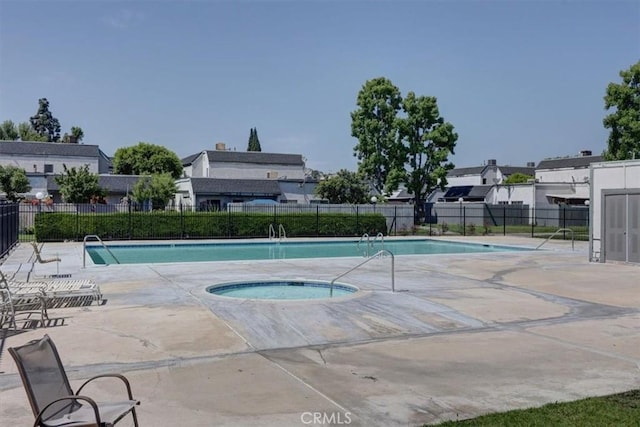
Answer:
351 77 403 194
247 127 262 152
0 120 19 140
314 169 369 204
18 122 47 142
62 126 84 143
131 173 177 209
113 142 183 179
603 61 640 160
399 91 457 214
30 98 61 142
55 164 104 203
0 165 31 201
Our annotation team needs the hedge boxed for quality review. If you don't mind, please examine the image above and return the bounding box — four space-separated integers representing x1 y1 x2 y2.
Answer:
34 211 387 241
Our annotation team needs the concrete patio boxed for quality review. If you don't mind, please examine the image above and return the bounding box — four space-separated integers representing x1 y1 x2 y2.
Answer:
1 236 638 426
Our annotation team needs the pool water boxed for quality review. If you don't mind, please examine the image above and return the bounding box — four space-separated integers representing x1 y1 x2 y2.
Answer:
86 239 527 265
207 281 357 300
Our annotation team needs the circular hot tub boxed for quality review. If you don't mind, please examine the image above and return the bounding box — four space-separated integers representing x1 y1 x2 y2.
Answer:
207 280 358 300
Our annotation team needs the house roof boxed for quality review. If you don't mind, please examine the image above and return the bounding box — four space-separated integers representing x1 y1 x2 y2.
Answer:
0 141 102 157
447 166 486 176
443 185 492 200
189 178 281 196
46 174 144 192
537 155 603 170
205 150 304 166
499 166 535 176
181 153 200 166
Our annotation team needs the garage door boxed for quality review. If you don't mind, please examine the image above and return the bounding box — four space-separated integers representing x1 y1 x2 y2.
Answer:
604 193 640 263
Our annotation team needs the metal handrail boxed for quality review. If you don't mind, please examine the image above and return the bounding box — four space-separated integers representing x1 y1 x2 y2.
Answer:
278 224 286 241
373 232 385 251
330 249 394 296
83 235 120 267
268 224 276 240
536 228 575 251
357 233 370 256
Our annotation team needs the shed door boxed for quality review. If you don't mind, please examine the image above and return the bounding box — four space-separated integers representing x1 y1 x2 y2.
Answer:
604 195 626 262
629 194 639 263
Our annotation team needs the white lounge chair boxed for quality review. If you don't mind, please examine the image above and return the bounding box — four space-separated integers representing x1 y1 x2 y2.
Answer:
0 270 102 306
0 283 49 329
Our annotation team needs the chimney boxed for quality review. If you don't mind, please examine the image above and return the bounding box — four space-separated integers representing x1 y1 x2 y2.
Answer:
215 142 226 151
526 162 535 167
579 150 592 157
487 159 497 166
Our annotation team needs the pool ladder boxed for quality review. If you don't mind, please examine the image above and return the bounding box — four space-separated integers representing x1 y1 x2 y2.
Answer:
357 232 384 257
83 234 120 267
330 249 394 296
268 224 287 242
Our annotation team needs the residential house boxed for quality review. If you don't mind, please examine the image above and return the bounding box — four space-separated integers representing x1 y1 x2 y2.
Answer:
177 143 318 209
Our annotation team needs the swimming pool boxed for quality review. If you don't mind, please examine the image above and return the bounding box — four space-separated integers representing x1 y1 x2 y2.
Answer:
207 280 358 300
85 239 528 265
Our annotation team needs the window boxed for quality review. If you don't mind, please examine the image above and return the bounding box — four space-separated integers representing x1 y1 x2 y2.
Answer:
44 164 53 173
482 178 487 184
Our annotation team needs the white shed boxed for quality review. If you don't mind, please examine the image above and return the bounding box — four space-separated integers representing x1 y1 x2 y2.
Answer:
589 159 640 263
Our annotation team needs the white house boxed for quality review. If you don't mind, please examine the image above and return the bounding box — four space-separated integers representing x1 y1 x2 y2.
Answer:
446 159 535 187
589 159 640 264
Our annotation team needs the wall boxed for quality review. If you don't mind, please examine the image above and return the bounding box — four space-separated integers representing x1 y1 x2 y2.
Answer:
536 167 590 183
590 160 640 262
0 153 99 174
209 162 305 180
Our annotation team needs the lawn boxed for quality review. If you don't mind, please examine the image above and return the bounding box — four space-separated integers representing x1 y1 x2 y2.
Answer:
432 389 640 426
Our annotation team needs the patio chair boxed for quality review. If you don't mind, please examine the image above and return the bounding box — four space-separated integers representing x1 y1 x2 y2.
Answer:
1 270 102 306
8 334 140 427
29 242 71 279
0 285 48 330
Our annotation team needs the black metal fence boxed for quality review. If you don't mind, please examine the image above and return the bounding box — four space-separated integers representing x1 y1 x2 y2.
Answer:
423 203 589 238
14 202 589 242
0 202 19 259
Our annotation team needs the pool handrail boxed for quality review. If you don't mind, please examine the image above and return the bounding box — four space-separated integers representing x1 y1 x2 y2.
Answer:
357 233 370 256
278 224 286 241
373 232 385 251
536 228 575 251
330 249 394 296
83 235 120 268
268 224 276 240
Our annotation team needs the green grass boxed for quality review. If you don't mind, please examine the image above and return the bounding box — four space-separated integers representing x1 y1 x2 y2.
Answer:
431 389 640 426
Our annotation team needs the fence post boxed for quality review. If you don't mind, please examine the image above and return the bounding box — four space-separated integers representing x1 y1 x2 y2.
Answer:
562 205 567 240
180 202 184 239
503 205 506 236
462 206 466 236
531 207 535 237
394 206 397 236
316 205 319 237
356 205 359 234
128 201 133 239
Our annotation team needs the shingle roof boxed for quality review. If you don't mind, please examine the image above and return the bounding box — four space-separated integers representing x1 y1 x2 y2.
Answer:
537 155 603 170
205 150 304 166
46 174 144 192
447 166 486 176
190 178 281 195
500 166 535 176
181 153 200 166
0 141 101 157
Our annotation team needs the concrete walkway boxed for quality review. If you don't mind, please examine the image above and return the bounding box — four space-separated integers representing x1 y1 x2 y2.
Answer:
1 236 638 426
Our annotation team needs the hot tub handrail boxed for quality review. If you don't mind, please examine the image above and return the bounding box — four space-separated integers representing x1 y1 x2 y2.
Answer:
330 249 394 296
83 235 120 268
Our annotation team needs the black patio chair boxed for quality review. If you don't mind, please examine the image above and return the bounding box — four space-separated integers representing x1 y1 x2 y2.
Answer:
8 334 140 427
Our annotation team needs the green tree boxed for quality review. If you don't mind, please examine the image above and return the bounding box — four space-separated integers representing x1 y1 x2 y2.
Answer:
29 98 61 142
113 142 183 179
62 126 84 143
0 165 31 201
314 169 369 204
131 173 177 209
55 164 104 203
399 92 457 215
18 122 47 141
504 173 534 184
0 120 19 140
351 77 403 194
603 61 640 160
247 127 262 151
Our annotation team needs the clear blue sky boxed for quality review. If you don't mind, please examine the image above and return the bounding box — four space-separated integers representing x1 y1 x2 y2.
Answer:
1 0 638 173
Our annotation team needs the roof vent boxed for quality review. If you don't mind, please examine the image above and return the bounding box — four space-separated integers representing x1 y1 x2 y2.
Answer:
579 150 592 157
215 142 227 151
487 159 497 166
526 162 535 167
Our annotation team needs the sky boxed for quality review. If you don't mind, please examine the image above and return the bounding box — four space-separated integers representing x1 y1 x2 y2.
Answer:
0 0 638 174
